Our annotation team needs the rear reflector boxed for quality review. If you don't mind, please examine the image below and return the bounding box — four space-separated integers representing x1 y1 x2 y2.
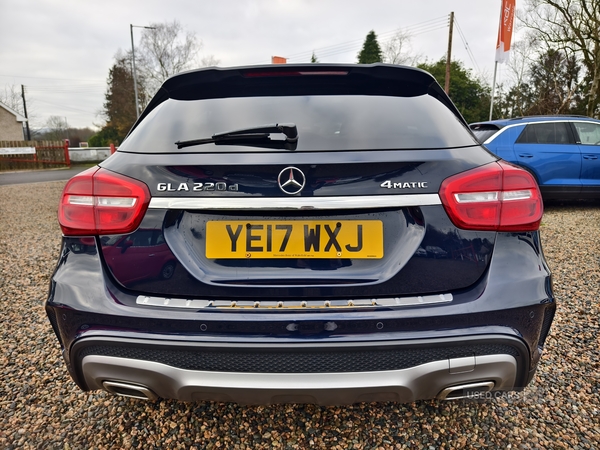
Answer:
58 167 150 236
439 161 543 231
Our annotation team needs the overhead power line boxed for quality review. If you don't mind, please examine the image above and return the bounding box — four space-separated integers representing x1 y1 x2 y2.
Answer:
453 17 481 74
33 99 98 115
282 16 450 63
0 74 104 83
27 86 105 94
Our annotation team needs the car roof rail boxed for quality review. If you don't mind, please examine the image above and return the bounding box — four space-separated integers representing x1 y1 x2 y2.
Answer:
509 114 591 120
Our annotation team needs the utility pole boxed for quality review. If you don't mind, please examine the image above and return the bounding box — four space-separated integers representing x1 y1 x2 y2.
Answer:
130 24 156 119
444 11 454 94
21 85 31 141
489 62 498 121
130 24 140 119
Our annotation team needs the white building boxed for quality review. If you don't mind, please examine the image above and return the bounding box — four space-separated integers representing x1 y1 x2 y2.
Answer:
0 101 27 141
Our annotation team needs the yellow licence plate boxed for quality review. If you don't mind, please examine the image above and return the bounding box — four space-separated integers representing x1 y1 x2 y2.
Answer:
206 220 383 259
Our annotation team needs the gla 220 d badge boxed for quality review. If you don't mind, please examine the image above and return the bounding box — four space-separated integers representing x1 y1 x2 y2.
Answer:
156 182 239 192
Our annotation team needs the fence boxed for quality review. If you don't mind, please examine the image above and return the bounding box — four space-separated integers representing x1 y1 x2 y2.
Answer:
0 140 70 171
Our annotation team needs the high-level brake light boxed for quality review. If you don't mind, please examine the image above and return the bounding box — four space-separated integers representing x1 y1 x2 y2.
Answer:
58 167 151 236
242 70 348 77
439 161 543 231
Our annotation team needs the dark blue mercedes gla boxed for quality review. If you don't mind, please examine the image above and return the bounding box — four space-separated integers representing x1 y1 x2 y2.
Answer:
46 64 555 405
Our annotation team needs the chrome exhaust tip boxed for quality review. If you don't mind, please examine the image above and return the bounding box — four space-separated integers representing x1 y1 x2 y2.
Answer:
102 381 158 401
437 381 495 400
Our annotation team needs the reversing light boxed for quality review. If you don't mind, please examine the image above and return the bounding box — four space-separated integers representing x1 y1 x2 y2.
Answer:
96 197 137 207
454 192 498 203
439 161 543 231
67 195 94 205
502 190 532 201
58 167 150 236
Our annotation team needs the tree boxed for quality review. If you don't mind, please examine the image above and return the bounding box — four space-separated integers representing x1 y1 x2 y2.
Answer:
88 126 120 147
418 58 491 123
201 55 220 67
496 43 586 118
92 21 214 146
520 0 600 117
65 127 95 147
103 56 141 139
496 82 536 118
91 55 142 146
527 49 584 115
35 125 95 146
1 84 40 132
310 52 319 63
136 20 201 96
382 30 414 65
357 31 383 64
0 84 23 114
43 116 69 141
497 40 537 117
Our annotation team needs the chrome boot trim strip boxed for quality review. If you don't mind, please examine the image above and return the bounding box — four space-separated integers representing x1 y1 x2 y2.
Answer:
148 194 441 210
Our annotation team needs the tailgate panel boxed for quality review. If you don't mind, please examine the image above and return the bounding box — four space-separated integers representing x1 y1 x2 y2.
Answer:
99 149 497 299
164 209 423 286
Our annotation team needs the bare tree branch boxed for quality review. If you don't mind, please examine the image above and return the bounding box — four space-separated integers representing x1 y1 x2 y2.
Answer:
519 0 600 116
137 20 202 96
382 30 415 65
0 84 23 114
201 55 220 67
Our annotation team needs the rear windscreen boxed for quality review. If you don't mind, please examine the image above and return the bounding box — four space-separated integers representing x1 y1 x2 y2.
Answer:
472 129 499 143
120 94 478 153
469 124 501 144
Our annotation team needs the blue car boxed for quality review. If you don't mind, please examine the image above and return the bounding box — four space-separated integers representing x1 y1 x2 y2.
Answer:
470 116 600 200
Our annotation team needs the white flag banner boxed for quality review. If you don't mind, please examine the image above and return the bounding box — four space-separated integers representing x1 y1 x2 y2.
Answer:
495 0 516 64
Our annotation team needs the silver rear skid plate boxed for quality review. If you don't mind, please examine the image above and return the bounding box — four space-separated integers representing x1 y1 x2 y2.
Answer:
82 354 516 405
136 293 453 310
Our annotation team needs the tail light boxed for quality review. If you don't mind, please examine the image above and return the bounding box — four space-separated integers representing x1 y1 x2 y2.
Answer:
58 167 150 236
439 161 543 231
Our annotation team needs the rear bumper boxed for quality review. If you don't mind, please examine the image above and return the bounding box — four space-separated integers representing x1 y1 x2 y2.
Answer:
72 334 528 405
46 231 555 404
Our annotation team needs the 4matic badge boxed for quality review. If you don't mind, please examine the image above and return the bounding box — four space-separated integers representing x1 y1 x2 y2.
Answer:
380 180 428 189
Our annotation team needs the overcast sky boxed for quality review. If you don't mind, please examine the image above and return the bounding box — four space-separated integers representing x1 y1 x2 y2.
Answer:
0 0 510 129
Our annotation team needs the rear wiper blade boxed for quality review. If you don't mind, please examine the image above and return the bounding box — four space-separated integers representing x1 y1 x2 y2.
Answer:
214 123 298 141
175 123 298 149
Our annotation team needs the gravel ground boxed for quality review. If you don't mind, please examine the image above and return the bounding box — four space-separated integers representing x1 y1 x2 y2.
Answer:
1 181 599 449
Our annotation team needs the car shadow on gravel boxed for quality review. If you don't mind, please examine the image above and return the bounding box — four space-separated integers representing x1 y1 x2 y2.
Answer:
543 198 600 210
